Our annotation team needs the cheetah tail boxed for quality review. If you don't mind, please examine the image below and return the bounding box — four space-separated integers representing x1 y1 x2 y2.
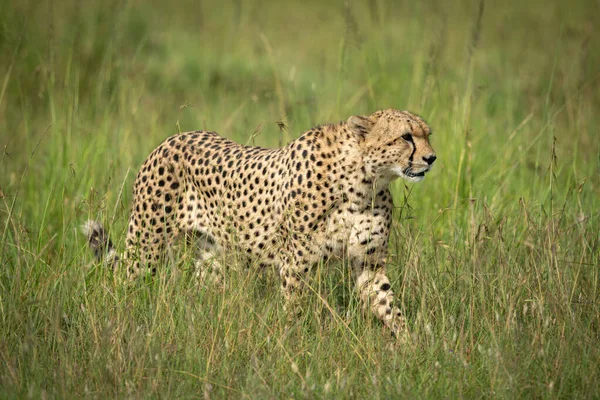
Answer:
81 220 120 267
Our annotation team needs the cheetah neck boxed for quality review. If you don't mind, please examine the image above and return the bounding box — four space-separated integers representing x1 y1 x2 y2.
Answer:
313 123 391 209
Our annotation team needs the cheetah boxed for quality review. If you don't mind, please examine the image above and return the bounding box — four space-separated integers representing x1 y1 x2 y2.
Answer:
84 109 436 337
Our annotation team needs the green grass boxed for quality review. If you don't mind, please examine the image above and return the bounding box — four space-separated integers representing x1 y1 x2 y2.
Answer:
1 0 599 397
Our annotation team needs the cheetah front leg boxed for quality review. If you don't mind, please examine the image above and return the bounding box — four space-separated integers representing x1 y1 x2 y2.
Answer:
354 259 408 339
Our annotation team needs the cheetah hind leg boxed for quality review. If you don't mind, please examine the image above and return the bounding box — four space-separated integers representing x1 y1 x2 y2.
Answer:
81 220 121 268
194 250 225 286
185 230 225 287
279 262 313 316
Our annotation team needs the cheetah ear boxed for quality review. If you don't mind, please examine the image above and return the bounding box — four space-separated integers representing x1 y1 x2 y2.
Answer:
347 115 374 138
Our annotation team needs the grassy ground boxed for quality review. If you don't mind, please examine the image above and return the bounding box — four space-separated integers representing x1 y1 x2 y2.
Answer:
1 0 598 397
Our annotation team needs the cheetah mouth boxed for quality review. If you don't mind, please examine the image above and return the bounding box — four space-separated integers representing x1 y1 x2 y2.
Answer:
405 170 426 178
404 166 430 178
390 165 430 183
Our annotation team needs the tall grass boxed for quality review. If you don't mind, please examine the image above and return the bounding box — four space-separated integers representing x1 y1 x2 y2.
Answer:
0 0 598 397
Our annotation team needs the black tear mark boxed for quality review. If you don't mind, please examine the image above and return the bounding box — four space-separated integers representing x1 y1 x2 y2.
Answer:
406 135 416 164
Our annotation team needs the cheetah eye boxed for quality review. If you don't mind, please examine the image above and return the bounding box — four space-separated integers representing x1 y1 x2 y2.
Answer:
401 133 413 142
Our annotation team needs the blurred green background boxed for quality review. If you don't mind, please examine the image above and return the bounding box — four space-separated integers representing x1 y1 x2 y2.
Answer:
0 0 598 397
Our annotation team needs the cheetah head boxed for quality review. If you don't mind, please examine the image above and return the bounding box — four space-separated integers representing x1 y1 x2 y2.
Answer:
348 109 436 183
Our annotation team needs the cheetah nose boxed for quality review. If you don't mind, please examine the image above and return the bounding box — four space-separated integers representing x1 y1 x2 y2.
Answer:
423 154 437 165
